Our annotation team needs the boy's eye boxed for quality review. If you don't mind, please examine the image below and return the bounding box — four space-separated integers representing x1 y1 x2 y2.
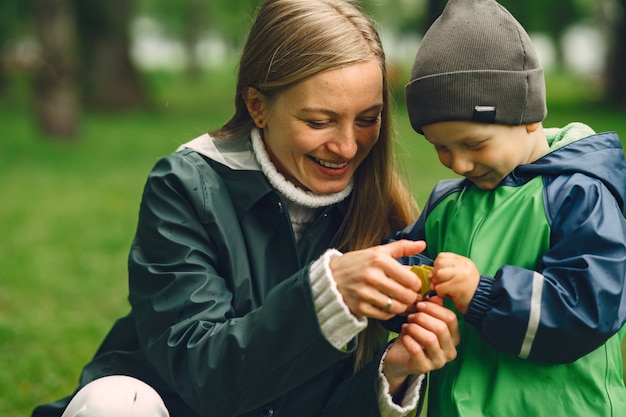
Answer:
465 141 485 150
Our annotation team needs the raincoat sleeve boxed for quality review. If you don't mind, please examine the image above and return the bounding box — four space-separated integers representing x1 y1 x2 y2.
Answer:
127 152 426 417
394 175 626 363
309 250 425 417
128 154 356 416
465 173 626 363
320 344 426 417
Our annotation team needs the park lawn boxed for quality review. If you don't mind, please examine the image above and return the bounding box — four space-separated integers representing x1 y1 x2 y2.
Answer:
1 68 625 417
0 70 231 416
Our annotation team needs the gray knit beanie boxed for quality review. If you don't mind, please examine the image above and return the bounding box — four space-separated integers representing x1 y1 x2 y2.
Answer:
405 0 547 134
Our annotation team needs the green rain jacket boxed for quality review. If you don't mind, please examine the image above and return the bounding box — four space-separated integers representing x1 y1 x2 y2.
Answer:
32 133 395 417
393 123 626 416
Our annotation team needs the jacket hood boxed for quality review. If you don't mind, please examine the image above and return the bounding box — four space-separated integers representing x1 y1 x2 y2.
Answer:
513 122 626 209
177 129 353 208
177 132 261 171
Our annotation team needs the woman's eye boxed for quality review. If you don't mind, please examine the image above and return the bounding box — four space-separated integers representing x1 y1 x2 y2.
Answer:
356 114 381 126
307 120 329 129
357 117 380 127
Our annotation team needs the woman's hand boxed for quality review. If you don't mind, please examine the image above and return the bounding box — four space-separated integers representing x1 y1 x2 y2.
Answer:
382 298 459 395
329 240 427 319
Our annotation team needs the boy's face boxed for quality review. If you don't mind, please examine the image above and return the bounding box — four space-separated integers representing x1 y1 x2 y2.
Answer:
422 121 546 190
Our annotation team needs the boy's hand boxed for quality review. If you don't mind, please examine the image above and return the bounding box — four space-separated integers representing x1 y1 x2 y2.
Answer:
430 252 480 314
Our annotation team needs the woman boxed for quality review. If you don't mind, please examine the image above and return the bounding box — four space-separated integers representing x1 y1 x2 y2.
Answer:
32 1 458 416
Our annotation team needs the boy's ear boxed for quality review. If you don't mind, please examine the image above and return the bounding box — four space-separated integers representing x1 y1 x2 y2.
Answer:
242 87 267 128
526 122 542 133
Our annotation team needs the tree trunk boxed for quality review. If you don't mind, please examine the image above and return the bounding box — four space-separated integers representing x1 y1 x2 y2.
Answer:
183 0 206 79
75 0 148 110
423 0 448 31
605 0 626 106
32 0 80 139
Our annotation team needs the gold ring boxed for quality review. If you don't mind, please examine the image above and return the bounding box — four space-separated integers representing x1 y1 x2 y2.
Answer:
383 297 393 313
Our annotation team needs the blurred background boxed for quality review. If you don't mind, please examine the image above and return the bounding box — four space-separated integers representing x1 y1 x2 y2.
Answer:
1 1 625 416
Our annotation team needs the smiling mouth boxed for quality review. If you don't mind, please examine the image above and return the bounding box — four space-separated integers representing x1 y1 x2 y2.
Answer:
312 157 349 169
466 172 488 180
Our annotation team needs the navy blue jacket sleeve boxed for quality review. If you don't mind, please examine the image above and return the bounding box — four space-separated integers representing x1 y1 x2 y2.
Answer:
466 173 626 363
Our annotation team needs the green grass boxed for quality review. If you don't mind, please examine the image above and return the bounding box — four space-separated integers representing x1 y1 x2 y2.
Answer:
0 69 236 416
1 67 625 417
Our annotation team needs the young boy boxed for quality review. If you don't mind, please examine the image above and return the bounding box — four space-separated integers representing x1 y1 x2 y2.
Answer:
397 0 626 415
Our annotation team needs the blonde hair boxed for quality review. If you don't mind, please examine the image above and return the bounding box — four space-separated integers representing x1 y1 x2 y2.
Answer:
215 0 418 371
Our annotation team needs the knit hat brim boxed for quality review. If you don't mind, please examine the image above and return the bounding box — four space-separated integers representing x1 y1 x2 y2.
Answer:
406 67 546 133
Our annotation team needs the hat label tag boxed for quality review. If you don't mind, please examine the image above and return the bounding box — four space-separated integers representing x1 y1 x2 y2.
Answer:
473 105 496 123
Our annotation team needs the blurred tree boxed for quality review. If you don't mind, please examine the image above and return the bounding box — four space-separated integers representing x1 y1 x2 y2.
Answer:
423 0 447 30
0 0 29 95
605 0 626 106
363 0 426 35
182 0 207 78
136 0 263 76
73 0 149 110
137 0 207 77
495 0 588 71
206 0 264 47
31 0 80 139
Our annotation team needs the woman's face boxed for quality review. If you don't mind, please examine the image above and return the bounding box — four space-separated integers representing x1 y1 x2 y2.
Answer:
251 61 383 195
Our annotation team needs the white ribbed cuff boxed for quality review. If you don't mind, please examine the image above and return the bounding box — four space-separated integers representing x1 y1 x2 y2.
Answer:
309 249 368 349
377 346 424 417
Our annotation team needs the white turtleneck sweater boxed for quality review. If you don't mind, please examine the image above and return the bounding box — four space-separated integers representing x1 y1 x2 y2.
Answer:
178 129 423 416
250 128 353 242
